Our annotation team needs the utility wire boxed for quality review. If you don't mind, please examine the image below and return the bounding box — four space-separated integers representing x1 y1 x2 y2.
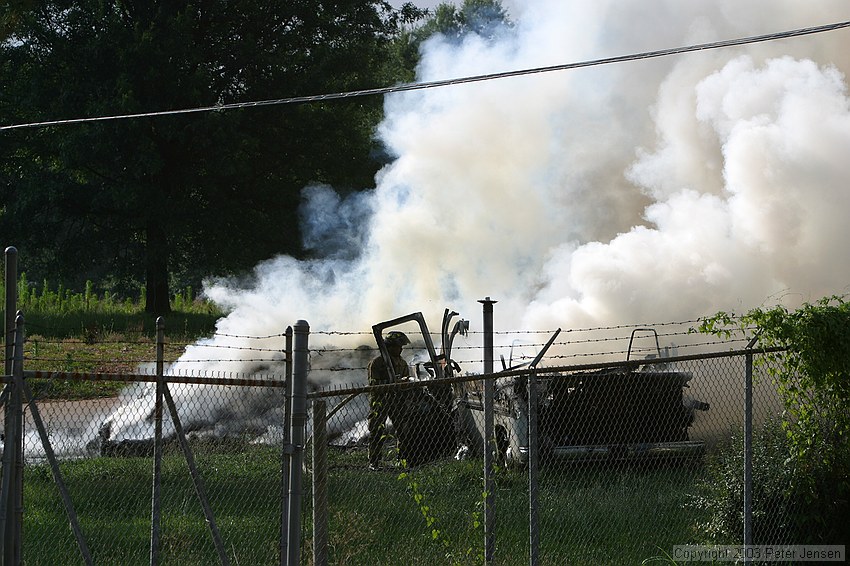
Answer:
2 20 848 132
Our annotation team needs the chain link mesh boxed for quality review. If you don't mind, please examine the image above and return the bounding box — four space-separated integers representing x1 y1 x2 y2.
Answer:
7 380 288 565
307 351 816 565
2 348 839 564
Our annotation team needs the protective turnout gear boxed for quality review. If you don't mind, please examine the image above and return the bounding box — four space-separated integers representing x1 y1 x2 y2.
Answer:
368 345 410 468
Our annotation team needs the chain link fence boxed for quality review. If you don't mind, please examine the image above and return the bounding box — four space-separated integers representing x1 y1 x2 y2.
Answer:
305 348 800 565
1 314 297 566
3 315 844 565
14 382 291 565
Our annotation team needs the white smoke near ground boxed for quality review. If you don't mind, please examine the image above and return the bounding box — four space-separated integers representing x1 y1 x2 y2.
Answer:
100 0 850 443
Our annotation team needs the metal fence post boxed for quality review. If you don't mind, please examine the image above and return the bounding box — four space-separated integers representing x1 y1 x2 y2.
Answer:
280 326 293 565
479 298 497 564
287 320 309 566
312 399 328 566
3 246 15 378
744 337 756 563
528 368 539 566
2 245 21 566
150 316 165 566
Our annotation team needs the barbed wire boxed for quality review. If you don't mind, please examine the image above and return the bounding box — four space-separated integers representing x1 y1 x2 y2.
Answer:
307 325 756 354
22 356 286 365
207 331 291 339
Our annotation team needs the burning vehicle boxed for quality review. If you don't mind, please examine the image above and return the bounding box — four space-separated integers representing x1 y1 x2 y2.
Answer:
455 328 711 466
368 311 710 468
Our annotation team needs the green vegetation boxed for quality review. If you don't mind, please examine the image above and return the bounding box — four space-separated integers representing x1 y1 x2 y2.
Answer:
24 446 711 566
3 275 222 398
693 419 798 545
0 0 518 315
0 0 428 314
697 296 850 545
3 273 223 339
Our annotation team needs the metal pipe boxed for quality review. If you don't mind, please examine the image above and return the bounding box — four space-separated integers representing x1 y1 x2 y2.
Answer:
744 336 757 563
312 399 328 566
280 326 293 566
479 297 496 565
4 247 16 377
2 246 18 566
287 320 309 566
150 317 165 566
528 368 540 566
9 311 24 564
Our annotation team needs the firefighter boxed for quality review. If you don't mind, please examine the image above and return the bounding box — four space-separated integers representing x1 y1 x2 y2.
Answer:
367 331 410 470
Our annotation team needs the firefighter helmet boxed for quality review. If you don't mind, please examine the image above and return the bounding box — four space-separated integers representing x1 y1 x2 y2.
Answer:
384 331 410 347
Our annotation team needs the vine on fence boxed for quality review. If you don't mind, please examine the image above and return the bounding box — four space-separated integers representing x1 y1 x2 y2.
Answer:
397 459 485 565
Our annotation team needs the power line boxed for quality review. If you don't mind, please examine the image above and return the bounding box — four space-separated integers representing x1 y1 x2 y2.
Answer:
2 19 848 132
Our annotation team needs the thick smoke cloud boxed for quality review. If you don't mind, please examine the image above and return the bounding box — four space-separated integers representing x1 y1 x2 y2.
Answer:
96 0 850 444
203 0 850 354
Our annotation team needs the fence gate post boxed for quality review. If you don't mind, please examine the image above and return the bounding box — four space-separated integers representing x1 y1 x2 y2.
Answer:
286 320 309 566
280 326 293 565
2 246 22 566
479 297 497 564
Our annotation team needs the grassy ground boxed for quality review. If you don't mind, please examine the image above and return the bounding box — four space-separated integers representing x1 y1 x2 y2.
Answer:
23 446 283 566
22 444 712 565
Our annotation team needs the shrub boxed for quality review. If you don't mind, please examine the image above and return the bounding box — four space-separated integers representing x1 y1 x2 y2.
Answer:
697 296 850 545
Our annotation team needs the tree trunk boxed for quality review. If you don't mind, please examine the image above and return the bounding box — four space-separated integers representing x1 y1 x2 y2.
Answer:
144 217 172 315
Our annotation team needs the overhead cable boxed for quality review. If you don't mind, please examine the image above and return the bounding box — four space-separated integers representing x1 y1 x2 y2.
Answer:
1 20 848 131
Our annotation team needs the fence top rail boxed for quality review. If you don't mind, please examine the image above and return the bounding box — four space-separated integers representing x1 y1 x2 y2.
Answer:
308 345 786 399
5 346 785 395
16 370 287 388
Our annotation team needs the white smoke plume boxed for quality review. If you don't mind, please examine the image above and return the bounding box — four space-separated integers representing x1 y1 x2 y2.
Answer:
96 0 850 445
200 0 850 349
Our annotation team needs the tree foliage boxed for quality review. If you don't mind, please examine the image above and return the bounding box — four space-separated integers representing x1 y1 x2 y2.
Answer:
390 0 512 81
1 0 424 314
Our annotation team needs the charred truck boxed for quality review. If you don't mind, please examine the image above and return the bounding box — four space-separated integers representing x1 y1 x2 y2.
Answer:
376 311 710 467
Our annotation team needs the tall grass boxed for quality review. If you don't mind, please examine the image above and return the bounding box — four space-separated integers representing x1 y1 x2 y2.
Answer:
2 274 223 339
3 275 224 399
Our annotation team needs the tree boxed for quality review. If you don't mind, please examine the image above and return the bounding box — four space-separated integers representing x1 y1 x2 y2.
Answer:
0 0 423 314
389 0 511 77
